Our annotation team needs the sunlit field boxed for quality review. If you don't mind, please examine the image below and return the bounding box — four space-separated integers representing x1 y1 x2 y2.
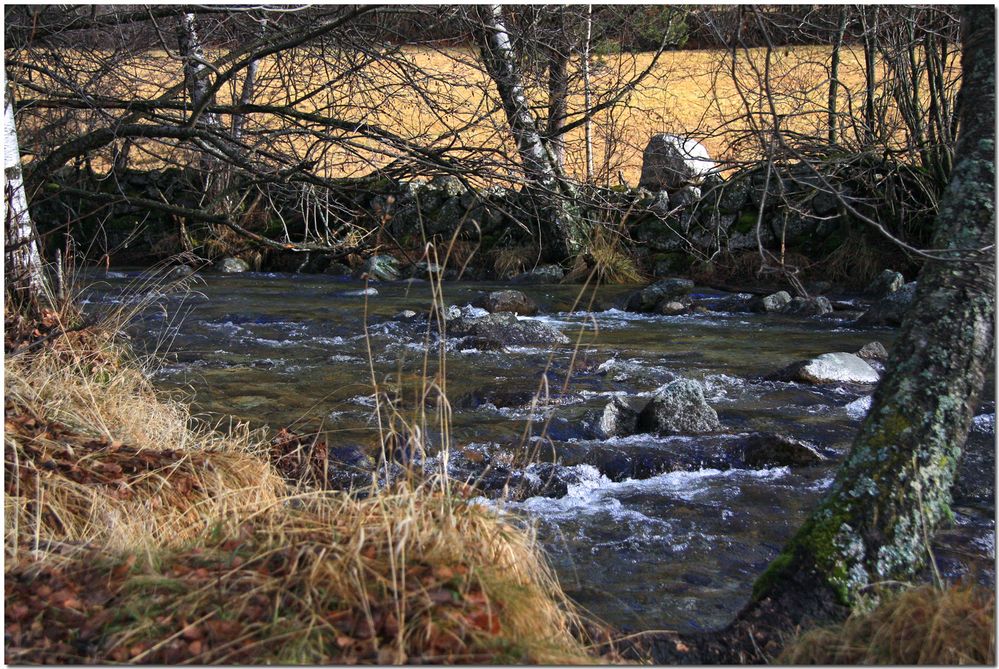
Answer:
14 44 956 185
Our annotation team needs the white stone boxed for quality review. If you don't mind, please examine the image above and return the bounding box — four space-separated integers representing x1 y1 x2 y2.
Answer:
798 352 880 385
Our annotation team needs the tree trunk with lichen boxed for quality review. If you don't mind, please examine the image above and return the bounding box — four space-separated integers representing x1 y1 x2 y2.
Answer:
476 4 587 262
641 6 995 664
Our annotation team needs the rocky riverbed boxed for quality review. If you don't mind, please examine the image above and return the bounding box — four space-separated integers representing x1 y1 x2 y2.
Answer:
81 270 996 633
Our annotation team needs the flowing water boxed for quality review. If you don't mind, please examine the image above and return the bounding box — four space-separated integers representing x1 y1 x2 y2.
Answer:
82 270 995 633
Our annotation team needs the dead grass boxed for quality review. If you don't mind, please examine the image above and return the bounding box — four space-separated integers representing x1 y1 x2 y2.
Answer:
780 584 996 665
4 329 284 556
3 280 607 664
565 227 645 285
6 483 599 664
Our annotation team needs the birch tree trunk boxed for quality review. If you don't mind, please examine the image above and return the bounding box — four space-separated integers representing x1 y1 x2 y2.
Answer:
477 4 586 261
4 84 46 304
545 6 569 170
582 4 594 183
232 16 267 142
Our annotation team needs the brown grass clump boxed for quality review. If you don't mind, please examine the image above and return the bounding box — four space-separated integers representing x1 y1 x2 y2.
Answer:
565 227 645 285
4 334 283 555
6 483 598 664
780 584 996 665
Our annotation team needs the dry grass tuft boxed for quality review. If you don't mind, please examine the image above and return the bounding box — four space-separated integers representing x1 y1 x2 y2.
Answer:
780 584 996 665
566 227 644 285
6 487 597 664
4 336 283 556
491 244 540 279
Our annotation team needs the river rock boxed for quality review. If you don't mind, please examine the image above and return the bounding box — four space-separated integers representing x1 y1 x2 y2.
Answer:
447 311 569 348
595 358 677 387
326 445 375 491
774 352 881 385
858 281 917 326
625 277 695 313
741 432 827 468
476 289 538 316
657 301 689 316
856 341 889 363
598 396 641 438
638 134 716 191
637 379 721 435
865 269 905 299
429 174 467 198
779 296 833 317
510 265 565 284
214 256 249 273
363 254 401 282
166 264 195 279
752 290 792 313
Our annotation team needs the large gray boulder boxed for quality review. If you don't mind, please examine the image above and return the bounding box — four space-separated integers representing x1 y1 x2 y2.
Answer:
773 352 881 385
636 379 721 435
858 281 917 326
625 277 695 313
447 312 569 348
638 134 716 192
477 290 538 316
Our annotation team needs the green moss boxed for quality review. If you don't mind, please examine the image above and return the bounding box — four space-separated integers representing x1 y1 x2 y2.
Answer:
732 211 758 234
752 551 794 600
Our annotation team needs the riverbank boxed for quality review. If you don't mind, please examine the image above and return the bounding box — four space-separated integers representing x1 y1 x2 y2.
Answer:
3 306 610 664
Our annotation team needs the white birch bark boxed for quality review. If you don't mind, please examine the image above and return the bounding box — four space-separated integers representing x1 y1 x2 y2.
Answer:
4 84 45 297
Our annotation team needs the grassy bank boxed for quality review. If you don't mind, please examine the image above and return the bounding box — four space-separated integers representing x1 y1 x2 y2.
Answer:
3 307 606 664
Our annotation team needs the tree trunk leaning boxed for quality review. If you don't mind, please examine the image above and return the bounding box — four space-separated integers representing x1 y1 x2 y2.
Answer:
477 4 587 262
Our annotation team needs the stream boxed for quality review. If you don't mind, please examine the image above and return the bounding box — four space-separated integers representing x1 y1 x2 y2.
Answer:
82 270 996 633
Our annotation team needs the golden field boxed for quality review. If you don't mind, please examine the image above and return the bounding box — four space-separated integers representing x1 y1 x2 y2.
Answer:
14 44 957 185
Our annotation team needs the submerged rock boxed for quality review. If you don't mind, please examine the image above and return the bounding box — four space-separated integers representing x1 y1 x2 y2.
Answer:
476 289 539 316
772 352 881 385
214 256 249 274
636 379 721 435
166 264 195 279
625 278 694 313
740 432 827 468
595 358 677 387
